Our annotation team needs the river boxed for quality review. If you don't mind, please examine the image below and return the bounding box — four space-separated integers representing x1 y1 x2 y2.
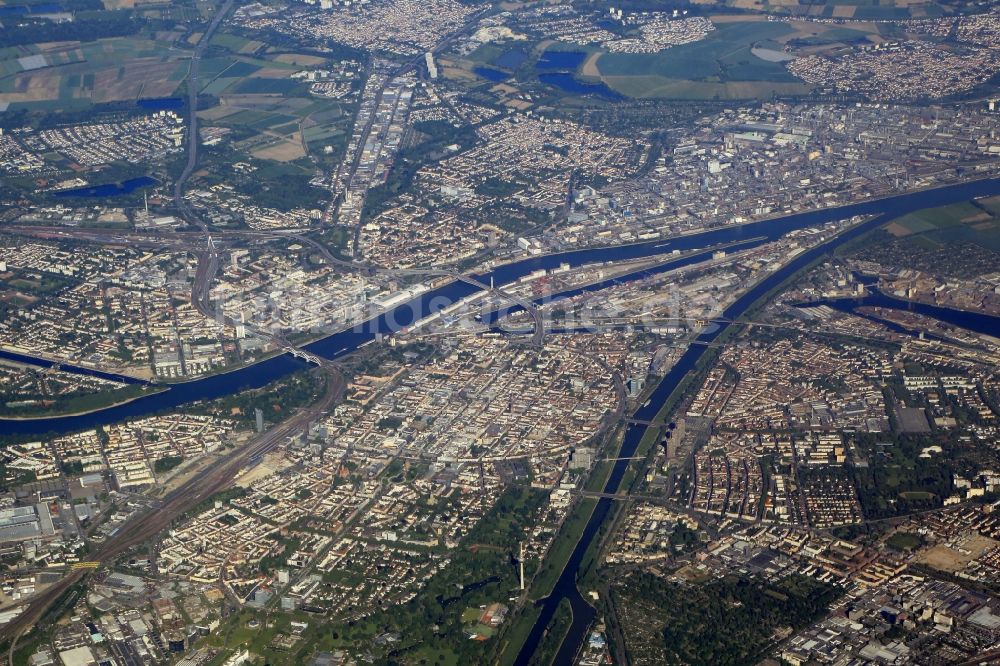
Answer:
511 178 1000 665
3 176 1000 440
3 177 1000 661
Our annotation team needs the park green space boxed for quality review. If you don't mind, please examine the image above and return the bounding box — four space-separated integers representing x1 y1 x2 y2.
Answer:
613 571 842 665
886 531 923 551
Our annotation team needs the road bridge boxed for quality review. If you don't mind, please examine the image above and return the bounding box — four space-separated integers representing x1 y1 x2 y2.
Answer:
384 267 546 346
287 348 326 367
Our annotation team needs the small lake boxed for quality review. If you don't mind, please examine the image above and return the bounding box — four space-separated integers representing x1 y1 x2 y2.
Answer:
538 72 623 100
54 176 158 198
535 50 587 70
474 67 510 83
0 2 61 14
137 97 184 111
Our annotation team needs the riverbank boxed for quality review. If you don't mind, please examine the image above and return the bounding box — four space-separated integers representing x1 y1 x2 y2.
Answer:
0 347 148 384
507 204 926 665
0 385 167 421
481 172 1000 274
4 176 1000 439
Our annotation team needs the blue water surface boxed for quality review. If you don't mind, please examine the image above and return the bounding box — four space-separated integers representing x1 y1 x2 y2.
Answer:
137 97 184 111
474 67 510 82
536 50 587 70
54 177 157 198
494 48 528 70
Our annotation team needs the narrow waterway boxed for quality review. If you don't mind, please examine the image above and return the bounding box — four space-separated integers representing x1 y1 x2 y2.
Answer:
511 194 1000 664
812 291 1000 338
0 349 146 385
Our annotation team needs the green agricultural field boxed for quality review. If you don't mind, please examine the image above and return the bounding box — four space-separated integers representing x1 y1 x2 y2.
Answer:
926 222 1000 252
886 200 1000 251
296 100 341 117
197 61 262 95
197 52 305 95
601 75 807 100
790 26 874 45
593 20 810 99
198 55 240 80
201 76 239 95
234 53 302 71
0 35 183 108
233 78 301 95
270 120 301 136
895 201 985 230
213 108 273 126
302 126 343 144
598 21 795 78
220 60 260 77
5 97 93 112
208 33 265 54
0 60 21 77
721 0 949 19
245 112 298 130
0 46 37 61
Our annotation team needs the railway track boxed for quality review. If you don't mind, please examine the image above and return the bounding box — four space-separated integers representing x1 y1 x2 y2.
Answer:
1 368 343 659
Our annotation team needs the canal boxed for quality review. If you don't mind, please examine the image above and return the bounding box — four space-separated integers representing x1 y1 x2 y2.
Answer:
511 182 1000 665
812 291 1000 339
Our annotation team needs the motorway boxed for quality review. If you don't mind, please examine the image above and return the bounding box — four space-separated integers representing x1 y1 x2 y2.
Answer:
172 0 236 233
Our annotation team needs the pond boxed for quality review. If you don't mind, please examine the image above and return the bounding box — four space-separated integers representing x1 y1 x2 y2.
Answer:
535 50 587 70
54 176 158 198
474 67 510 82
137 97 184 111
